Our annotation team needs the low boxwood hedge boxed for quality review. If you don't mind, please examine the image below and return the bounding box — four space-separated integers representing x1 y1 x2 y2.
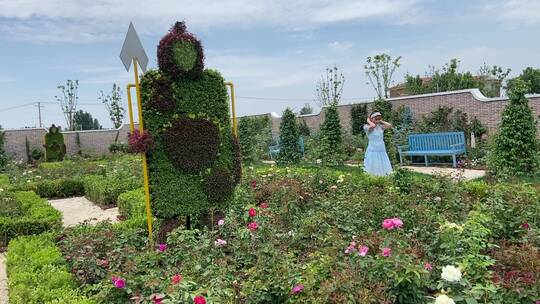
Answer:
0 191 62 246
83 175 140 208
6 234 95 304
117 187 146 220
35 178 85 199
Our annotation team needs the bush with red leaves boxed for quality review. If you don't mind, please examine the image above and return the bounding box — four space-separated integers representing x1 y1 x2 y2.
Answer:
128 129 155 153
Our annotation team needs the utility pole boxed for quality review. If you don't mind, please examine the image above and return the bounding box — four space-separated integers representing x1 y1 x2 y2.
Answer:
36 102 43 128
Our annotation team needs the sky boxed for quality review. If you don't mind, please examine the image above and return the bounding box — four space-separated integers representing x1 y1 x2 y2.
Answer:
0 0 539 129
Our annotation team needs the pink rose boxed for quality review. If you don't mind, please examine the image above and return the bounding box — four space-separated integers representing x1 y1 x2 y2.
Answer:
214 239 227 246
382 219 395 230
381 247 392 257
358 245 369 257
391 218 403 229
194 296 206 304
260 202 269 209
112 277 125 289
424 262 433 271
291 284 304 294
171 274 182 284
158 243 167 252
247 222 258 231
217 219 225 226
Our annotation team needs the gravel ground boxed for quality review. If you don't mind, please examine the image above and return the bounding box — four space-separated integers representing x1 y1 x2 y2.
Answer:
0 253 7 304
402 166 486 181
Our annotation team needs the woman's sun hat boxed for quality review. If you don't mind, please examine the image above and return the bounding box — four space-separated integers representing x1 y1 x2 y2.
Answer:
370 112 382 119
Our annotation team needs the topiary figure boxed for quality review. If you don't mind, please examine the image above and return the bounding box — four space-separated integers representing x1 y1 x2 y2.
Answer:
44 124 66 162
140 21 241 236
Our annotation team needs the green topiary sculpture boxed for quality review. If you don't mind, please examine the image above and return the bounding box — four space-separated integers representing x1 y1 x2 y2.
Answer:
44 124 66 162
140 21 241 236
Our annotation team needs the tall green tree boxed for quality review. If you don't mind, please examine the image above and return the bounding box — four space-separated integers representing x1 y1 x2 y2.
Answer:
299 103 313 115
277 108 301 165
318 104 344 166
317 66 344 107
55 80 79 131
99 84 126 128
238 116 272 163
507 67 540 94
74 110 102 130
365 53 402 99
488 79 540 178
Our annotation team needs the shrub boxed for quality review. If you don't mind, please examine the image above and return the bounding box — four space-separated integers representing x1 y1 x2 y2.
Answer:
0 191 62 246
117 188 146 220
127 129 155 153
108 143 129 153
83 175 140 208
488 79 540 178
0 127 8 171
35 178 84 198
6 234 94 304
277 108 301 165
318 104 344 166
44 124 66 162
238 115 272 163
350 103 368 136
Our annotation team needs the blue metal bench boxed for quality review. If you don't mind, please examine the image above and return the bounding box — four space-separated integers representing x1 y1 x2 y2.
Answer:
269 136 305 159
398 131 466 167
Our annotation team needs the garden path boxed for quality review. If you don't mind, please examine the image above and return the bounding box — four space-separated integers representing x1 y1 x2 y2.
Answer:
402 166 486 181
49 197 119 227
0 253 6 304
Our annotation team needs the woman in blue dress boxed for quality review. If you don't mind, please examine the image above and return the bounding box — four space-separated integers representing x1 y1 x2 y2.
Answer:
363 112 393 176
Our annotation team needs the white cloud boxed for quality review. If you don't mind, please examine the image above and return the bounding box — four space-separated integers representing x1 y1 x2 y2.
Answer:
0 0 427 43
485 0 540 25
328 41 352 52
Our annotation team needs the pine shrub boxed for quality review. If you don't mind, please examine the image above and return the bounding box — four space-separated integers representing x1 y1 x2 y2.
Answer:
488 79 540 178
318 104 344 166
277 108 301 165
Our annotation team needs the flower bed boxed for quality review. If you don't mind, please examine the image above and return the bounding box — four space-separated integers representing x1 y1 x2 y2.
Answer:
47 166 540 303
0 191 62 246
6 234 95 303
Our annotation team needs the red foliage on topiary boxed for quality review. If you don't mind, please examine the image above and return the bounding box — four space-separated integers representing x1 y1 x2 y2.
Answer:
204 167 235 203
150 76 175 112
157 21 204 80
163 117 220 173
128 129 155 153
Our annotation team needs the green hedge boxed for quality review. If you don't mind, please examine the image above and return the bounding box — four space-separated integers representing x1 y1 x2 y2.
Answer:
35 178 85 198
6 234 95 304
117 187 146 219
83 175 140 208
0 191 62 246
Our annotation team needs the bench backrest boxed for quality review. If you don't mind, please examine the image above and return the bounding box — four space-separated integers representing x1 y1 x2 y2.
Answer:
408 132 465 151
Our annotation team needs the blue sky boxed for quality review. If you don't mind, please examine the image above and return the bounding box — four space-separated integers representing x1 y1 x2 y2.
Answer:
0 0 539 129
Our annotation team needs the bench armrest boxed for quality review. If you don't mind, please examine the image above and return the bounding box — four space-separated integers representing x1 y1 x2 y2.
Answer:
397 145 409 152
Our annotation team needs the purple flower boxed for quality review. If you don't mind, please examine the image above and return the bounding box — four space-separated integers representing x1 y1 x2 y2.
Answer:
291 284 304 294
158 243 167 252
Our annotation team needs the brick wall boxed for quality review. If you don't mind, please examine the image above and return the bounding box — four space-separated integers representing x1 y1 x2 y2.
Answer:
3 124 136 162
244 89 540 137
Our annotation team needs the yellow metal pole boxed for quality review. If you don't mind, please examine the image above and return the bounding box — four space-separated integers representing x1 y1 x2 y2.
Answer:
224 82 238 136
132 58 154 243
126 84 136 133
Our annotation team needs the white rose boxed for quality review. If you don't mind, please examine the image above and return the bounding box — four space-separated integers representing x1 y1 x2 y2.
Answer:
441 265 462 282
435 294 455 304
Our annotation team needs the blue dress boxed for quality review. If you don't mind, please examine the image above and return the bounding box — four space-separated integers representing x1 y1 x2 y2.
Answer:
363 124 393 176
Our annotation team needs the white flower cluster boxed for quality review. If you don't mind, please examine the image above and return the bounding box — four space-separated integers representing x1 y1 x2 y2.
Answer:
435 294 455 304
441 265 462 282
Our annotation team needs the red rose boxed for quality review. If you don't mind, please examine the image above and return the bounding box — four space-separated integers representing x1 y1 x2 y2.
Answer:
194 295 206 304
260 202 269 209
250 180 257 188
247 222 258 231
522 222 530 229
248 208 257 217
171 274 182 284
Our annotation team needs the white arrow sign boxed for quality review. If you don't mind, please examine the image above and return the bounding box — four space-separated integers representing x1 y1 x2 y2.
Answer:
120 22 148 73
